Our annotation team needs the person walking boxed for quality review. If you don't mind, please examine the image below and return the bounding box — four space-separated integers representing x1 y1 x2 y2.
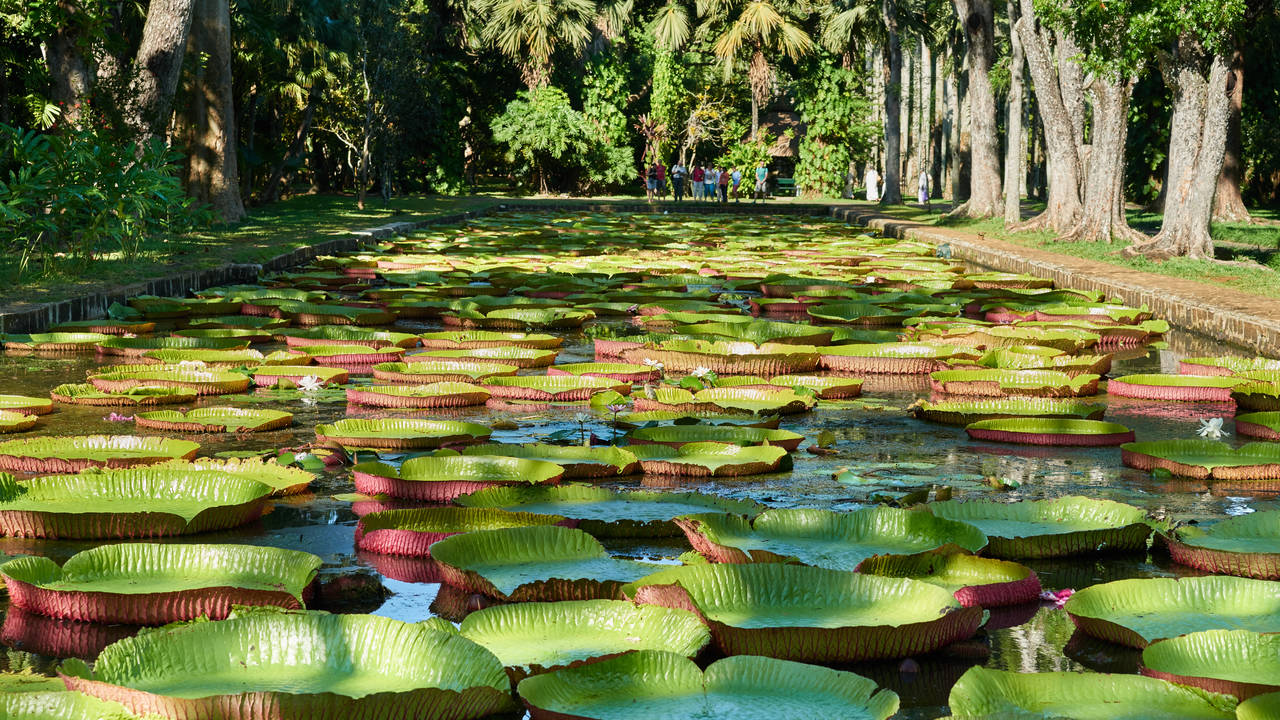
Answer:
730 167 743 202
645 163 658 203
691 165 705 200
865 166 881 202
753 163 769 202
704 167 717 201
671 161 687 202
656 162 667 197
718 167 730 202
918 169 931 209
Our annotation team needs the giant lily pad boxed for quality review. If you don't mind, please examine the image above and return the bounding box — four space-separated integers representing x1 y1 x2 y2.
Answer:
768 374 864 399
1180 357 1280 377
1065 576 1280 648
95 336 250 357
135 408 293 433
627 424 804 451
964 418 1134 446
294 344 406 365
678 319 834 346
546 362 660 383
140 349 294 367
50 384 197 407
621 563 983 662
316 419 490 449
154 457 314 496
372 361 518 384
417 330 563 349
930 369 1100 398
1142 629 1280 700
1163 510 1280 579
0 468 272 538
481 375 629 402
675 507 986 568
629 442 791 477
355 506 568 556
4 332 110 353
456 484 764 537
459 444 640 478
928 496 1151 559
857 553 1041 608
1 543 319 624
0 691 137 719
281 326 420 348
0 396 54 416
1233 412 1280 441
87 366 250 396
345 383 490 408
1121 439 1280 480
446 307 593 330
817 342 974 374
0 411 37 434
635 386 816 416
1107 374 1243 402
945 666 1235 720
0 435 200 473
461 601 710 678
62 611 512 719
621 340 819 376
352 455 563 502
517 651 899 720
429 525 661 601
411 346 559 368
911 398 1107 425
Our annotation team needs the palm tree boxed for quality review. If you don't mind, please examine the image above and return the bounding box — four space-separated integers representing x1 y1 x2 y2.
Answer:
474 0 598 88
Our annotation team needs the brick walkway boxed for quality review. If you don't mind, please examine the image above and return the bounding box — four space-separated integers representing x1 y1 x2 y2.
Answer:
832 207 1280 357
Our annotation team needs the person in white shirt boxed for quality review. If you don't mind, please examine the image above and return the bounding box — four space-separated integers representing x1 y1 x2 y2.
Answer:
918 169 931 209
865 167 881 202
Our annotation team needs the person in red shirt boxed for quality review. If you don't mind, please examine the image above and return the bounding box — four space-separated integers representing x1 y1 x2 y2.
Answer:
691 166 705 201
717 166 729 202
656 163 667 197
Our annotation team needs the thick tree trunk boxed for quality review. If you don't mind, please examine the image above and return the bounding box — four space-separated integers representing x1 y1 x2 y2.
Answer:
1064 77 1144 243
1002 0 1025 224
931 47 944 198
1213 46 1250 222
1013 1 1082 231
185 0 244 222
41 12 93 127
1126 43 1232 259
951 0 1002 217
880 0 904 205
124 0 194 140
260 84 320 203
356 52 374 210
947 66 966 202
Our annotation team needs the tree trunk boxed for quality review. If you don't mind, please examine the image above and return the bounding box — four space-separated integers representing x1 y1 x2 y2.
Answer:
1012 0 1082 231
185 0 244 222
41 10 93 127
1064 77 1144 243
951 0 1001 217
356 49 374 210
947 65 966 202
931 46 944 198
1213 45 1250 222
902 40 915 184
260 84 320 203
1126 43 1232 259
880 0 904 205
124 0 194 140
1002 0 1025 224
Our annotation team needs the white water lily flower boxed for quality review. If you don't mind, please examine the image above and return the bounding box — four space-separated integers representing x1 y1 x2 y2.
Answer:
1197 417 1229 439
691 366 712 378
642 358 664 371
296 375 324 393
176 360 206 368
574 413 591 424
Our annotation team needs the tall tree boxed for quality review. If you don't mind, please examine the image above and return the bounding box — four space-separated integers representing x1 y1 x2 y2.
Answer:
949 0 1000 216
1212 43 1249 221
1001 0 1024 223
123 0 194 139
185 0 245 221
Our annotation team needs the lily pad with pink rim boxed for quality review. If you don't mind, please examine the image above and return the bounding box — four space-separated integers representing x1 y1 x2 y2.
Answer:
279 326 420 348
294 344 406 366
429 525 662 601
3 333 111 353
94 335 251 357
417 330 563 349
174 327 275 344
0 411 38 435
480 375 630 402
767 374 864 399
0 396 54 416
0 435 200 474
87 366 250 396
410 346 559 368
1235 411 1280 441
911 397 1107 426
1141 629 1280 700
856 553 1041 608
153 457 314 496
964 418 1134 446
545 362 659 383
1121 439 1280 481
344 383 490 408
140 348 301 367
675 506 986 568
317 419 490 450
371 360 518 384
930 369 1101 398
355 506 569 557
459 444 640 479
1107 373 1244 402
1180 356 1280 376
621 340 819 376
1162 510 1280 579
677 319 834 346
817 342 977 374
351 454 562 501
249 365 347 387
50 384 197 407
134 408 293 433
626 424 803 451
620 563 983 663
629 442 791 477
928 496 1151 559
445 307 594 330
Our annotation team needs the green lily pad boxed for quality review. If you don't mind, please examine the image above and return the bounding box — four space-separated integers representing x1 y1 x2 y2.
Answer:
629 442 791 476
460 444 640 478
0 692 138 719
928 496 1151 559
1165 510 1280 579
1142 629 1280 700
135 408 293 433
0 435 200 473
1122 439 1280 480
627 424 804 450
316 419 491 449
912 398 1107 425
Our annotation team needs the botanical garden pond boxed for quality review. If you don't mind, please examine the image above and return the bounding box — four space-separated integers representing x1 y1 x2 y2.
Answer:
0 211 1273 719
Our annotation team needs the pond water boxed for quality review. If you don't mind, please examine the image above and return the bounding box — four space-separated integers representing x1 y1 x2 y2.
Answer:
0 211 1264 718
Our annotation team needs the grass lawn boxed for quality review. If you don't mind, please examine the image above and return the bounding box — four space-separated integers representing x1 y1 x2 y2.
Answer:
863 201 1280 299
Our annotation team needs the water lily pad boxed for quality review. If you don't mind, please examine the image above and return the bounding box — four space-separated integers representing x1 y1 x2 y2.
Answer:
461 601 710 678
622 340 819 376
95 336 251 357
250 365 348 387
1121 439 1280 480
0 435 200 473
345 382 490 408
1065 576 1280 648
155 457 314 496
1239 691 1280 720
928 496 1151 559
0 691 137 719
417 330 563 349
4 332 111 353
621 563 983 662
517 651 899 720
0 411 38 434
945 666 1235 720
446 307 593 330
930 369 1100 397
481 375 629 402
135 408 293 433
768 374 863 399
411 346 559 368
629 442 791 476
1 543 319 624
911 398 1107 425
355 506 569 556
352 455 563 501
456 484 764 537
140 349 292 367
429 525 661 601
281 327 420 348
63 611 512 719
1180 357 1280 376
1142 629 1280 700
50 384 198 407
676 506 986 568
1164 510 1280 579
817 342 974 374
372 360 517 384
546 362 660 383
0 396 54 416
627 424 804 451
635 386 816 416
857 553 1041 608
1107 373 1243 402
459 444 640 478
964 418 1134 446
87 366 250 396
0 468 272 538
316 419 490 449
1234 412 1280 441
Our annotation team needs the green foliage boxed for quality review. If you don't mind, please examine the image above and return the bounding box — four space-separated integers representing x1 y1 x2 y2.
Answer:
492 87 634 193
794 64 878 197
650 51 692 159
583 50 630 146
715 133 776 172
0 124 209 281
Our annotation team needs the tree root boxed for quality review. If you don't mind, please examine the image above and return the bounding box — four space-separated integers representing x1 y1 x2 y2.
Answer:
1009 211 1058 233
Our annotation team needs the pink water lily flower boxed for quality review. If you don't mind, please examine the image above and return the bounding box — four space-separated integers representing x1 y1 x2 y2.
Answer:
103 413 134 422
1040 588 1075 608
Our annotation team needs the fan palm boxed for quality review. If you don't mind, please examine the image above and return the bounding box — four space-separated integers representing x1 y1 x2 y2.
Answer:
475 0 598 88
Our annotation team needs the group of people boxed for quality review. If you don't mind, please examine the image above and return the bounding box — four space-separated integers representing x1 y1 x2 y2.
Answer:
645 162 769 204
863 166 933 208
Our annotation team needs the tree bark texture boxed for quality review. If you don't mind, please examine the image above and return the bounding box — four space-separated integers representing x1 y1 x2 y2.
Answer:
185 0 245 222
261 83 321 203
1002 0 1025 224
880 0 904 205
41 11 93 127
951 0 1001 217
125 0 194 140
1065 76 1143 243
1013 0 1082 232
1213 45 1250 222
1128 41 1233 259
